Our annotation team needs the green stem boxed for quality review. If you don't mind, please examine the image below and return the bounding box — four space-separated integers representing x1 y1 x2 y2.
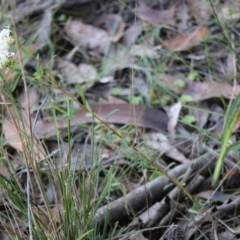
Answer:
212 108 240 187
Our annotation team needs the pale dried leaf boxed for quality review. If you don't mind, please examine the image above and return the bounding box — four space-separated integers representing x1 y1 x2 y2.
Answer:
187 0 212 24
167 102 182 135
175 1 190 31
94 13 125 42
218 4 240 21
136 6 175 26
122 22 143 45
64 21 111 54
162 26 209 52
36 9 52 45
99 75 114 83
18 87 40 112
78 63 97 85
130 44 159 58
3 119 25 152
57 58 97 88
145 133 191 164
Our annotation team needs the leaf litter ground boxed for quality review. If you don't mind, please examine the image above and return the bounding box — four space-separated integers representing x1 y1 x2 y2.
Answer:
1 0 240 239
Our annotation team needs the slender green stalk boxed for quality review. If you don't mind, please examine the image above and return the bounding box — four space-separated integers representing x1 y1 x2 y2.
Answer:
212 108 240 187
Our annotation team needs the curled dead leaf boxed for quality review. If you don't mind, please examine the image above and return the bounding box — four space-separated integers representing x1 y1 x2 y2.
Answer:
162 26 209 51
64 21 111 54
136 6 175 26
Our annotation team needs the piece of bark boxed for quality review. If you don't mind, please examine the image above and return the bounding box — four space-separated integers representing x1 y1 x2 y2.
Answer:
93 163 188 225
139 168 194 226
140 169 204 227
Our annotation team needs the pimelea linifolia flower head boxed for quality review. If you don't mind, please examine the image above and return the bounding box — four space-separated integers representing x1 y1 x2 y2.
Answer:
0 27 15 69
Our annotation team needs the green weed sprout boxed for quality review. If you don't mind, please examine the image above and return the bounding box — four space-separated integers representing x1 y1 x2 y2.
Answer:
212 94 240 187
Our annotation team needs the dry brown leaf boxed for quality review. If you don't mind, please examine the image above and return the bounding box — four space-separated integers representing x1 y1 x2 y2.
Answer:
136 6 175 26
64 21 111 54
187 0 212 24
34 103 169 138
162 26 209 51
3 112 46 161
161 74 240 101
94 14 125 42
57 58 97 88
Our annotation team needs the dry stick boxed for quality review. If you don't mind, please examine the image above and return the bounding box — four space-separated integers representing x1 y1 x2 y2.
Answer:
139 167 203 227
139 167 194 227
160 199 187 227
188 198 240 228
94 155 216 226
159 175 205 226
93 163 188 225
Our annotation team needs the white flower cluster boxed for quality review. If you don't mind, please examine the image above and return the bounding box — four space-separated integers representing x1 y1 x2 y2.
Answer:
0 27 15 69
